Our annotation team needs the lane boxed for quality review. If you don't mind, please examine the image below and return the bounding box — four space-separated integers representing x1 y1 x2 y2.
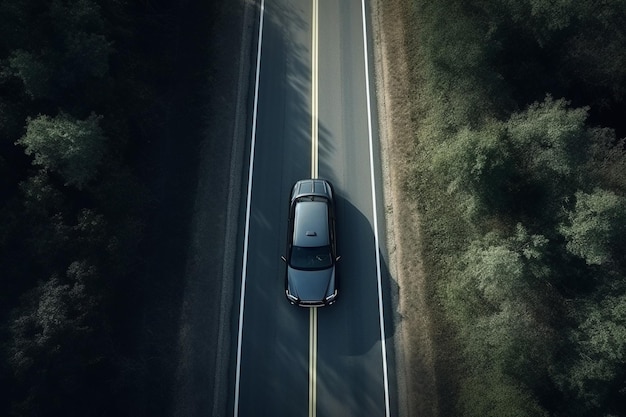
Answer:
310 2 319 415
316 0 392 416
234 0 313 416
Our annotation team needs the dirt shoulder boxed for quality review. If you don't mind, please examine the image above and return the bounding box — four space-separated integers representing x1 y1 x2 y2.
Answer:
371 1 439 416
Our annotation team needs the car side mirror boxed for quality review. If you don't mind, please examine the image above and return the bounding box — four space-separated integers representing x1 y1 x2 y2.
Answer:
281 256 287 262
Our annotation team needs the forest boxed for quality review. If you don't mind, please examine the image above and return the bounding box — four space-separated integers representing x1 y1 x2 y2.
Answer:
0 0 224 415
406 0 626 416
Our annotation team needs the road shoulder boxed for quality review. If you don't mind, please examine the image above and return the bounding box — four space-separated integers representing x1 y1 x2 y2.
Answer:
371 1 439 416
172 1 254 416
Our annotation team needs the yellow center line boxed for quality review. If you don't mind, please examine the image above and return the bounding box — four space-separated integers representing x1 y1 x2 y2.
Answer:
311 0 319 180
309 307 318 417
310 1 319 417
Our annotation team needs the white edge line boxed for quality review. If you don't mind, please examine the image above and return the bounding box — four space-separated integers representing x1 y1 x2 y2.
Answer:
361 0 391 416
234 0 265 416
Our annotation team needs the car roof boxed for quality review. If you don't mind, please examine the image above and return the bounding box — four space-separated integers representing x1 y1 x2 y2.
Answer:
293 200 330 247
292 179 333 201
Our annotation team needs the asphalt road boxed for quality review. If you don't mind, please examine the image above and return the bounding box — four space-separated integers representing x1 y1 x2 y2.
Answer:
232 0 396 416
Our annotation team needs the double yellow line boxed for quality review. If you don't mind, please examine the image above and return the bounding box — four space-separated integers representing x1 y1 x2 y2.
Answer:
309 0 319 416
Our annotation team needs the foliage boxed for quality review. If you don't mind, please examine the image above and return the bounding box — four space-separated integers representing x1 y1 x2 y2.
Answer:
16 113 106 189
459 369 549 417
6 0 111 99
0 0 216 414
560 189 626 266
554 286 626 415
586 134 626 193
407 0 626 415
432 123 512 218
433 96 591 222
9 263 111 416
447 225 555 382
506 97 588 184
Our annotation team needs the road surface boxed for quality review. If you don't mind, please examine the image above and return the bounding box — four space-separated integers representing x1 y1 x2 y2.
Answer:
232 1 396 416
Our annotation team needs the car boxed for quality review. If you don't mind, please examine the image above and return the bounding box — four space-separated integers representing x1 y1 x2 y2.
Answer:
282 179 339 306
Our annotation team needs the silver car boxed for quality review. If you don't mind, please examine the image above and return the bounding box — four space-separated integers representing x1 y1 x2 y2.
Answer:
282 179 339 306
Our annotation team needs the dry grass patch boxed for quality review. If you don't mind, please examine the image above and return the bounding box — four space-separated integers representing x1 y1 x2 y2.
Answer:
372 0 441 416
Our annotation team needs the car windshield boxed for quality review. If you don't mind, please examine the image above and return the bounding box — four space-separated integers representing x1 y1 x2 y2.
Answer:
290 245 333 270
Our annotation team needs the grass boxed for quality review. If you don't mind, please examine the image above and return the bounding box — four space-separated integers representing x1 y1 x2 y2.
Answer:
372 0 472 416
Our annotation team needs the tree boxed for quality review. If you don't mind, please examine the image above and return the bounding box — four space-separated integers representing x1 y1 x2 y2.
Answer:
447 225 557 390
7 50 51 99
560 0 626 104
432 122 514 218
460 368 549 417
555 289 626 415
432 97 593 222
560 189 626 266
586 132 626 194
19 171 64 215
506 96 588 184
16 113 107 189
449 225 549 312
8 261 110 416
416 0 508 130
7 0 111 100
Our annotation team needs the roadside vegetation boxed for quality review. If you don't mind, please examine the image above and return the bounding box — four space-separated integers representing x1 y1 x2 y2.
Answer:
0 0 228 415
403 0 626 415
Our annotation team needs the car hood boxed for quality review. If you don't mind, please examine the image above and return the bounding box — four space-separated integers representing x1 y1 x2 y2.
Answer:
287 266 335 303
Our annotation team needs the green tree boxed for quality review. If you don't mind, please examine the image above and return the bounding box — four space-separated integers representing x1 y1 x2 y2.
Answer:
416 0 507 130
506 96 588 184
450 225 550 315
555 290 626 414
560 189 626 266
7 0 111 100
20 171 64 215
432 97 592 222
16 113 106 189
586 133 626 194
560 0 626 103
498 96 591 223
460 368 549 417
447 225 557 397
18 173 71 273
7 50 51 99
432 122 514 218
9 261 110 416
